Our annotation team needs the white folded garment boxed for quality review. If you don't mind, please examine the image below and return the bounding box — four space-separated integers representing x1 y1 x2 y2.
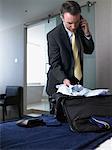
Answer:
85 89 109 97
56 84 109 97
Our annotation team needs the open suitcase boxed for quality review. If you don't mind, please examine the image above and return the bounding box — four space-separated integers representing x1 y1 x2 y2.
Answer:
59 94 112 132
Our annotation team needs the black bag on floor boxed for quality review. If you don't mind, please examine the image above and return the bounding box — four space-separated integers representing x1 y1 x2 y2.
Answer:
53 93 112 132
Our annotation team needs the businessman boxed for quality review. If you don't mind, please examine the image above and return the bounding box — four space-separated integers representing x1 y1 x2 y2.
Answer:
46 1 94 98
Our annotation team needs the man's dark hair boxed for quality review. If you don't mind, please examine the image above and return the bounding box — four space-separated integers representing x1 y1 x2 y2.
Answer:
60 1 81 16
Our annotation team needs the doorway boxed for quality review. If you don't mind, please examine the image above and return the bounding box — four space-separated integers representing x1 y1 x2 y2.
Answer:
26 17 57 114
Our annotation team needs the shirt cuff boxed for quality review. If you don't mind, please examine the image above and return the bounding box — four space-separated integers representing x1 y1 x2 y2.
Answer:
84 34 91 40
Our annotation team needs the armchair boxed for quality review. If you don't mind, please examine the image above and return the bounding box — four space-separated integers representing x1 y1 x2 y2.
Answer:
0 86 23 121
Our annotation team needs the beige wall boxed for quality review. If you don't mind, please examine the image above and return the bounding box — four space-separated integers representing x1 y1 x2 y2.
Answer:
78 0 112 90
79 0 112 91
95 0 112 90
110 0 112 90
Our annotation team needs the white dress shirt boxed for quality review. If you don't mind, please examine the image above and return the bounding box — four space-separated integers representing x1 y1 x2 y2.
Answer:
63 22 91 42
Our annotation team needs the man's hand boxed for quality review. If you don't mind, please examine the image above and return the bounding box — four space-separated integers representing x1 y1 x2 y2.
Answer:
80 18 91 36
63 79 71 87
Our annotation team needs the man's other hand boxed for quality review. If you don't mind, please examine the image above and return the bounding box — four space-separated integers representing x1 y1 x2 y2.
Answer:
63 79 71 87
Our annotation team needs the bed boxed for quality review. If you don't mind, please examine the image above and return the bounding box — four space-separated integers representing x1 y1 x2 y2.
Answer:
0 114 112 150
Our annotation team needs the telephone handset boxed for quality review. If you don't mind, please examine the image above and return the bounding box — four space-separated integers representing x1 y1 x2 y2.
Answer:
79 15 83 28
80 15 83 20
79 15 84 33
79 15 91 37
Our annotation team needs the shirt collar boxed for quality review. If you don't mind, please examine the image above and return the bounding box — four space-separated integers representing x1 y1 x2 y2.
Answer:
63 22 73 39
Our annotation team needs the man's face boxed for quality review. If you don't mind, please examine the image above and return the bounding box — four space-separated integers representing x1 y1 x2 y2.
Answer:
62 12 80 32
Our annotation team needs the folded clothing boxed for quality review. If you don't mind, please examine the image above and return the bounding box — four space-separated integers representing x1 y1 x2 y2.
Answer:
41 114 62 127
56 84 110 97
89 116 112 129
16 118 46 127
16 114 61 128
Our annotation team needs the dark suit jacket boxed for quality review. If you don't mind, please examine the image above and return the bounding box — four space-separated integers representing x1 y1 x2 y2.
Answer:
46 23 94 96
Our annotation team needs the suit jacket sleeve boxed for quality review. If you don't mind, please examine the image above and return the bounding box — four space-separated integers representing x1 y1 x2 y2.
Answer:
47 33 67 83
79 28 94 54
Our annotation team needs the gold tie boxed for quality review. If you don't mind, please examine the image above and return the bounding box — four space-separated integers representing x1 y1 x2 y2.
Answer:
72 33 82 81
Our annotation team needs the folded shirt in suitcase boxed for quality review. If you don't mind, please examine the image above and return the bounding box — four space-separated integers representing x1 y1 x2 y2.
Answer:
56 84 110 97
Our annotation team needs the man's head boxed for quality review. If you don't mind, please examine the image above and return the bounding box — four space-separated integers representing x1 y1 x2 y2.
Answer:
60 1 81 32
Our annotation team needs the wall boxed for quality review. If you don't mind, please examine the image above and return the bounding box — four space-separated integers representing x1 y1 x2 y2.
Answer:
0 25 24 120
95 0 112 90
110 0 112 90
80 0 112 91
78 0 112 91
0 25 24 93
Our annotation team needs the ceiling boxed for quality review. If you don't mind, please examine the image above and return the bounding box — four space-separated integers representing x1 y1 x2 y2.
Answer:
0 0 87 31
0 0 66 30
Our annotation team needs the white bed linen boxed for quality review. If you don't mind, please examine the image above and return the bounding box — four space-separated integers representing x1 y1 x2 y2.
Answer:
96 137 112 150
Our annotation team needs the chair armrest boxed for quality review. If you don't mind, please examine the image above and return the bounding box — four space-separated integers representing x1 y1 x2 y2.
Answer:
0 94 6 99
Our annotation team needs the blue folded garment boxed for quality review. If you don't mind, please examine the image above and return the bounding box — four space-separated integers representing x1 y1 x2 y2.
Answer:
40 114 62 126
89 116 112 129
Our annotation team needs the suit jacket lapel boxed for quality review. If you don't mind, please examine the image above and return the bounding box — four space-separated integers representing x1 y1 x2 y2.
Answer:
60 23 73 56
59 24 83 68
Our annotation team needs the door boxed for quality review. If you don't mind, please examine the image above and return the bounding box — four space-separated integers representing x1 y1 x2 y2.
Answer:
26 17 57 112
